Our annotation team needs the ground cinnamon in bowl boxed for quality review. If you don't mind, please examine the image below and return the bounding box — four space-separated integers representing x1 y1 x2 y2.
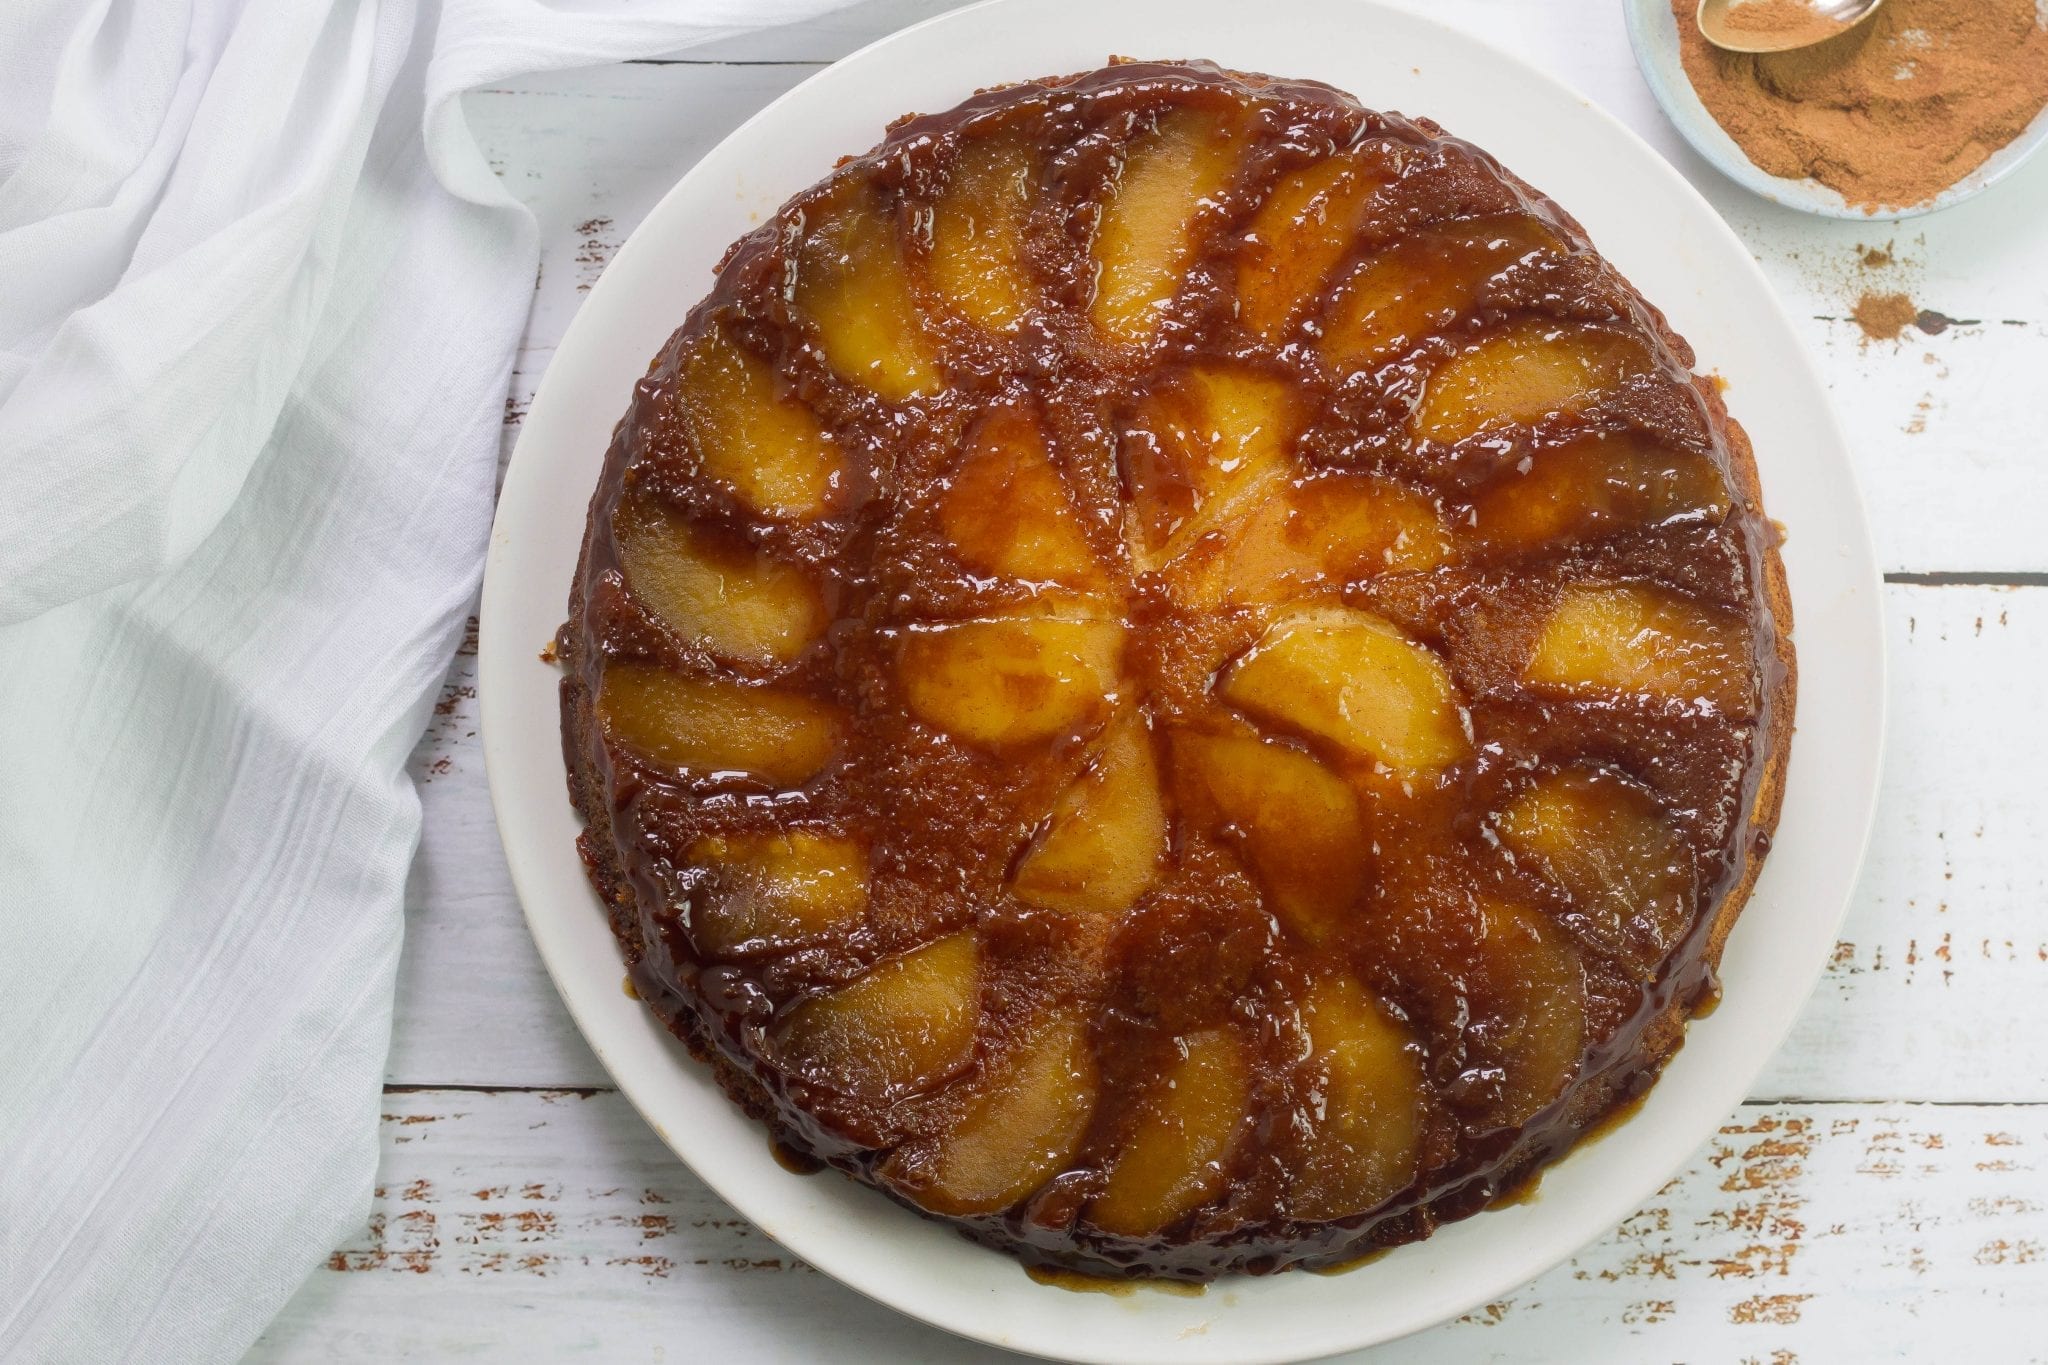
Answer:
1673 0 2048 211
1723 0 1853 47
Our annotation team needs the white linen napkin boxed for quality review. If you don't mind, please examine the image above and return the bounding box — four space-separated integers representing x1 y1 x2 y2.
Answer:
0 1 845 1359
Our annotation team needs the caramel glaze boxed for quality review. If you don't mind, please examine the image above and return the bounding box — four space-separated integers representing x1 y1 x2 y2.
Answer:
558 60 1795 1281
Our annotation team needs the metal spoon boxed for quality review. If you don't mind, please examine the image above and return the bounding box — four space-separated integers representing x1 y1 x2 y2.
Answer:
1696 0 1885 54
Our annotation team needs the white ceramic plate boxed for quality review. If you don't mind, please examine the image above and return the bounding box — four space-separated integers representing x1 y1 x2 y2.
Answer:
1624 0 2048 220
479 2 1885 1359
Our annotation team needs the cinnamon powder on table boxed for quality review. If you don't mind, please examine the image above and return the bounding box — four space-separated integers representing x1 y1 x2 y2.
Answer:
1673 0 2048 211
1851 290 1918 340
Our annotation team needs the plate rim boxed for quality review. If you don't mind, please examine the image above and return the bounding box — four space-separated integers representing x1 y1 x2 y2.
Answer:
477 2 1888 1359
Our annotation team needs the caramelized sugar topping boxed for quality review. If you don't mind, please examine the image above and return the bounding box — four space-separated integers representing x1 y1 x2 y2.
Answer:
563 61 1787 1281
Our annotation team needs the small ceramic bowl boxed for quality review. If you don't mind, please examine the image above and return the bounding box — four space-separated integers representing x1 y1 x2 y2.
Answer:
1624 0 2048 219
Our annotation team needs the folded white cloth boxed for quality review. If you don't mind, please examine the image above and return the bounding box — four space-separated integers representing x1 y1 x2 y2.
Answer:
0 1 843 1359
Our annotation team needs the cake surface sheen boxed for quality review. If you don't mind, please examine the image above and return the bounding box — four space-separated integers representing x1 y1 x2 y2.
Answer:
558 59 1795 1282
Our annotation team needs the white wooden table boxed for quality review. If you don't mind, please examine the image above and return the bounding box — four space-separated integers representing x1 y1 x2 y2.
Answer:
249 2 2048 1358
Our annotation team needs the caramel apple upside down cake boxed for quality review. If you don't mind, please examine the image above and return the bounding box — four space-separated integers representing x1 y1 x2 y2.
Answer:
557 59 1794 1282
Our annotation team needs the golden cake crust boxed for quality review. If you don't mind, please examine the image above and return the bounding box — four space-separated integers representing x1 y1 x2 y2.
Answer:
557 59 1796 1281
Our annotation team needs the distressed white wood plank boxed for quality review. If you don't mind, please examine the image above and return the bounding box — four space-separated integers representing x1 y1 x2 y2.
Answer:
1696 210 2048 581
392 616 604 1089
1756 584 2048 1102
251 1090 2048 1362
671 0 1620 69
390 583 2048 1102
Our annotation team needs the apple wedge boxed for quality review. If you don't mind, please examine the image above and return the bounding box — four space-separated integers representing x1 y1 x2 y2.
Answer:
685 831 868 955
793 183 939 402
1523 582 1753 714
1177 730 1368 944
882 1009 1097 1216
1288 975 1426 1221
612 497 824 667
674 327 845 520
1498 768 1692 971
1321 215 1562 371
774 931 980 1101
1123 363 1300 571
1011 710 1167 915
938 408 1105 591
929 131 1038 332
1413 321 1653 445
598 663 841 785
1235 154 1387 341
1089 109 1243 346
1175 472 1451 607
1469 897 1587 1128
1220 607 1471 771
899 615 1122 749
1089 1027 1250 1237
1469 430 1731 552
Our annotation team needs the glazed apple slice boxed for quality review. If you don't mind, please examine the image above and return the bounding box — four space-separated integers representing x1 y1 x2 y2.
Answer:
686 831 868 955
1288 975 1426 1221
1235 154 1388 341
1220 607 1471 771
1011 710 1167 915
674 327 845 520
793 182 939 402
1413 320 1654 445
898 614 1121 749
1123 363 1299 570
1497 768 1692 971
612 498 824 667
1378 876 1585 1130
929 130 1038 332
1523 582 1753 713
774 931 979 1101
1177 730 1368 944
881 1009 1098 1216
1321 215 1563 371
1089 108 1243 346
598 663 841 785
1088 1027 1250 1237
1176 472 1452 607
1469 430 1731 552
1468 897 1587 1128
1321 239 1458 370
938 409 1105 591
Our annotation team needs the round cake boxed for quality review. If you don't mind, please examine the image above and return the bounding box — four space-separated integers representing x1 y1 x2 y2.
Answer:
557 59 1795 1281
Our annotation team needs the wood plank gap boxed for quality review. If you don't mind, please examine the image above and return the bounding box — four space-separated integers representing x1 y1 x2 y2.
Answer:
1883 571 2048 586
1743 1096 2048 1108
622 57 829 68
382 1082 613 1097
